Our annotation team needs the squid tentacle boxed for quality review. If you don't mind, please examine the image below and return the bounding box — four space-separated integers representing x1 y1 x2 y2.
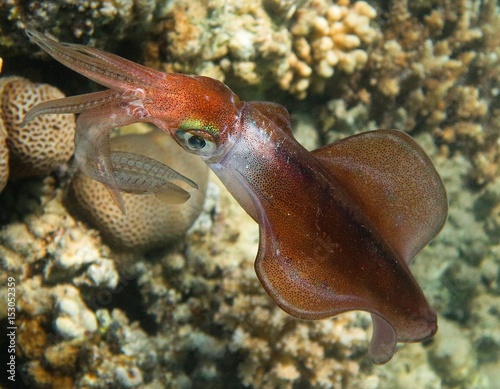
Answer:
22 90 122 125
25 29 159 92
111 152 195 204
73 45 165 86
111 151 198 190
74 103 141 213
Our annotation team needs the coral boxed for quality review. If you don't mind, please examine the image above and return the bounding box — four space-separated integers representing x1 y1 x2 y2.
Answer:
1 162 381 388
315 0 500 186
428 318 476 386
15 279 98 386
53 285 98 340
0 178 128 386
286 0 378 98
153 0 292 92
0 182 118 290
0 0 156 57
67 126 209 251
0 76 75 182
380 134 499 387
76 309 154 388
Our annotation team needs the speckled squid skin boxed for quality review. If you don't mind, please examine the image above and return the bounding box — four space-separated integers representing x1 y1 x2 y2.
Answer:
24 30 448 364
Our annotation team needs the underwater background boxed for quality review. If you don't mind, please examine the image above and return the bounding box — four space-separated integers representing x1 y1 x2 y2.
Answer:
0 0 499 388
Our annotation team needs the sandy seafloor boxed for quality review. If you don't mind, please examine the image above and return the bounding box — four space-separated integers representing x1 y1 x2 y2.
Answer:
0 0 499 388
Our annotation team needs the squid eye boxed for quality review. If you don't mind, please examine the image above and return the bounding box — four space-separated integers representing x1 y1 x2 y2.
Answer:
187 135 206 150
175 129 217 156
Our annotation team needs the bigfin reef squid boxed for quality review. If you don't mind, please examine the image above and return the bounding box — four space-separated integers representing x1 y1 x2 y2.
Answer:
23 30 448 364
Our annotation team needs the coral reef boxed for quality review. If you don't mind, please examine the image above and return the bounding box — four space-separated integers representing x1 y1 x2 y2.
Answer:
152 0 500 185
0 76 75 187
286 0 378 98
68 126 209 251
316 0 500 187
1 169 382 388
151 0 293 90
4 129 497 389
149 0 378 99
0 0 156 57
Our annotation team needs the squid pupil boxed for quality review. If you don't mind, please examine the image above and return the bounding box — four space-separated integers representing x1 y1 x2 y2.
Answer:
188 135 206 149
